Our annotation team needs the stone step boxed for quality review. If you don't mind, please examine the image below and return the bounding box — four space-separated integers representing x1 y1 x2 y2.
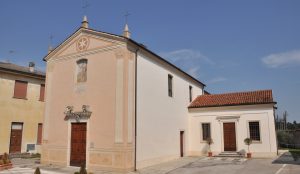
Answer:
214 152 244 158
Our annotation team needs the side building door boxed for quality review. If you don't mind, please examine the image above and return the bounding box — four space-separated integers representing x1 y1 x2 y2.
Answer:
9 122 23 153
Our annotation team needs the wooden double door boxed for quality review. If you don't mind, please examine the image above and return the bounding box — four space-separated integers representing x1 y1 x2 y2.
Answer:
70 123 87 167
223 122 237 151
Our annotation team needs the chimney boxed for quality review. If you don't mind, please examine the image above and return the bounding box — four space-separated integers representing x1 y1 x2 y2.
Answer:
81 15 89 28
123 24 131 38
29 62 35 72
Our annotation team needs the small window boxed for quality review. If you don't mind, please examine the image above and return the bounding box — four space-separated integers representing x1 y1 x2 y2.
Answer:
39 84 45 101
189 85 193 102
168 74 173 97
249 121 260 141
202 123 211 141
77 59 88 83
13 80 28 99
37 123 43 145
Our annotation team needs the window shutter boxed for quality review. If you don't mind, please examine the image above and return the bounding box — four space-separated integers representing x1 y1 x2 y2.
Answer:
39 84 45 101
13 80 28 99
37 123 43 144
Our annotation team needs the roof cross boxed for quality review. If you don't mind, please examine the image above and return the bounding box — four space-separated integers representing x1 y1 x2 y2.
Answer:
82 0 90 15
49 34 54 46
124 11 130 24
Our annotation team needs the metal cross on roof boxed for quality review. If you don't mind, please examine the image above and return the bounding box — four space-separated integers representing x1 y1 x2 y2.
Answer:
124 11 131 24
82 0 90 15
49 34 54 45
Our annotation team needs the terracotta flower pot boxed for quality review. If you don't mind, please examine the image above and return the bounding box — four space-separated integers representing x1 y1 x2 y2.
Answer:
208 152 213 157
247 153 252 158
0 163 13 171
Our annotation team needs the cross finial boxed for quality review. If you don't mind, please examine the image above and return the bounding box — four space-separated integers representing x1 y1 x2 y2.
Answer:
49 34 54 45
124 11 130 24
48 34 54 53
82 0 90 15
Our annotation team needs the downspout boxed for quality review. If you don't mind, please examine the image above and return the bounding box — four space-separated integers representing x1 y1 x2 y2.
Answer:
273 106 279 155
134 47 139 171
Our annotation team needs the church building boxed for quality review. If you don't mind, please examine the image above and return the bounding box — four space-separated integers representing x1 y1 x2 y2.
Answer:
41 17 277 172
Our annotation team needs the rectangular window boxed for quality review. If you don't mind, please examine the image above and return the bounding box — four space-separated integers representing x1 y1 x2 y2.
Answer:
189 85 193 102
202 123 211 141
168 74 173 97
37 123 43 145
39 84 45 101
13 80 28 99
249 121 260 141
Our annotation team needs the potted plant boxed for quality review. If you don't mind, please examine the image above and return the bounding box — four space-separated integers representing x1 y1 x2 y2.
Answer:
206 137 213 157
0 153 13 171
244 138 253 158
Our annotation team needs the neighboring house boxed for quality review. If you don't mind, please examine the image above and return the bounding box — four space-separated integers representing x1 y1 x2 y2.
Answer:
41 17 277 172
0 62 45 154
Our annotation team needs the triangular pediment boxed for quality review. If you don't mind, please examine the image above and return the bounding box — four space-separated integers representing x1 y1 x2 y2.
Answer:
44 28 126 61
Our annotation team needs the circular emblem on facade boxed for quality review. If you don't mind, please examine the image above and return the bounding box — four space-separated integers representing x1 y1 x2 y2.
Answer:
76 36 90 51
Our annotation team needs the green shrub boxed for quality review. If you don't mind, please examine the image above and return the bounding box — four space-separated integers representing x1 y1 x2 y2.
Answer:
1 153 10 164
79 163 87 174
34 167 41 174
277 131 294 144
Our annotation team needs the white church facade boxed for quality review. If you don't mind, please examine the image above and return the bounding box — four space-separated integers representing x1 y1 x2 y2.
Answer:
41 17 277 172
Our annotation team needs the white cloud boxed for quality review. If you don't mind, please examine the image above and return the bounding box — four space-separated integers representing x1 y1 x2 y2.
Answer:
262 50 300 68
160 49 214 65
159 49 214 80
187 67 200 78
207 77 227 84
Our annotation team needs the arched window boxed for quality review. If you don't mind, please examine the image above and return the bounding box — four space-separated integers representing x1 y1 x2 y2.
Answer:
77 59 88 83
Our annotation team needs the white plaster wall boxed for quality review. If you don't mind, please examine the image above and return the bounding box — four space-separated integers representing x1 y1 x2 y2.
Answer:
188 104 277 158
136 51 204 168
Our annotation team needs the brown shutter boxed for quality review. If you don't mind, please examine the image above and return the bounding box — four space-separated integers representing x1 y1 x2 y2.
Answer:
39 84 45 101
13 80 28 99
37 123 43 144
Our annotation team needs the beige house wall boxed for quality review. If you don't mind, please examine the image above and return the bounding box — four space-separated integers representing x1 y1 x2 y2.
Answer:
41 30 136 172
0 72 45 154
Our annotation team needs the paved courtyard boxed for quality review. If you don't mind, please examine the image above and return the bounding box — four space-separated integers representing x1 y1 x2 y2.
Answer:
1 153 299 174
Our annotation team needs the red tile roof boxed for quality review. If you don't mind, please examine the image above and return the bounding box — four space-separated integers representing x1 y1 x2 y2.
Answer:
189 90 276 108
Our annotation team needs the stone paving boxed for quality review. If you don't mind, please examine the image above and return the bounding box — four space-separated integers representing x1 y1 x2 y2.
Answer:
0 157 247 174
2 155 300 174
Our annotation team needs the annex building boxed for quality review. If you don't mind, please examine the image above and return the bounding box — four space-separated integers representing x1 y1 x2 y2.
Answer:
0 62 45 154
41 17 277 172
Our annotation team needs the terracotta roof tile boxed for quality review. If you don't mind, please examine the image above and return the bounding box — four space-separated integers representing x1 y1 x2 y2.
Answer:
189 90 276 108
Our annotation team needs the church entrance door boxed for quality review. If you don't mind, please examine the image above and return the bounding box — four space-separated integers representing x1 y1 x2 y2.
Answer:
70 123 87 167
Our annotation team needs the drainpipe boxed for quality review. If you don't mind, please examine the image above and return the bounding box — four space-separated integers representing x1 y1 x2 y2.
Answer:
134 47 139 171
273 106 279 155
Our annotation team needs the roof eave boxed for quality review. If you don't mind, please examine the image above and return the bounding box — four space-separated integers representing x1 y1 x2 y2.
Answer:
126 38 206 87
188 102 277 109
0 67 46 79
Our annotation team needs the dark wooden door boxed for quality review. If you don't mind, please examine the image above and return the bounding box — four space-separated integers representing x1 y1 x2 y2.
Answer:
180 131 184 157
223 123 236 151
70 123 87 167
9 123 23 153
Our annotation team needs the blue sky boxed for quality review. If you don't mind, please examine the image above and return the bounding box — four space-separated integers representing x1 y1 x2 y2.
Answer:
0 0 299 121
